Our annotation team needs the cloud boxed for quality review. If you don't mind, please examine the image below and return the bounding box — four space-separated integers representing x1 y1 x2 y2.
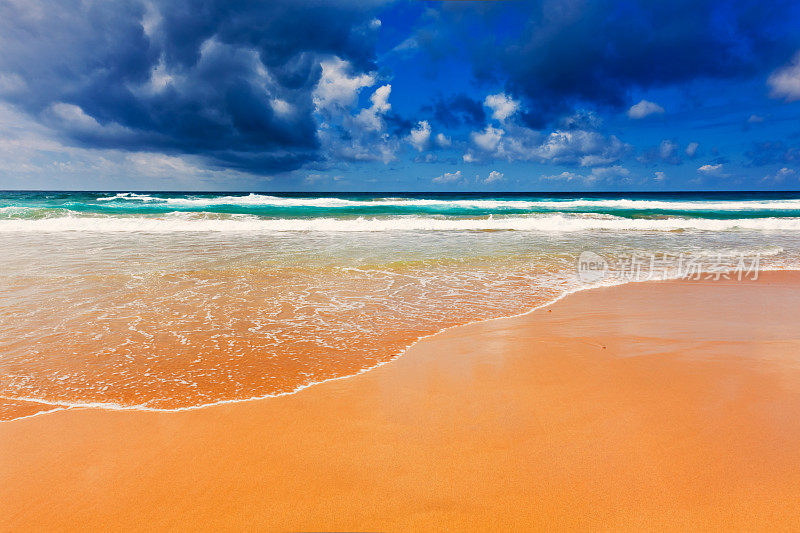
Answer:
482 170 504 184
541 171 585 182
590 165 631 181
471 125 505 152
432 170 463 184
541 165 631 185
436 1 800 116
685 142 699 157
317 83 399 164
0 0 386 174
427 93 486 128
465 123 629 167
768 52 800 102
408 120 431 151
627 100 665 119
698 163 725 176
762 167 797 183
484 93 519 121
0 102 254 189
745 140 800 166
654 171 666 182
313 57 376 112
748 114 764 123
435 133 451 148
354 84 392 131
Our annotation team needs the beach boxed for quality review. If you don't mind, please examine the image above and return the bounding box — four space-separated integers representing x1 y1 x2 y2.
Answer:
3 271 800 531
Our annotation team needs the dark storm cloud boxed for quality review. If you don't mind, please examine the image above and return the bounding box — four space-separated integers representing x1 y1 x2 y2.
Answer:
430 0 800 118
426 94 486 129
0 0 385 173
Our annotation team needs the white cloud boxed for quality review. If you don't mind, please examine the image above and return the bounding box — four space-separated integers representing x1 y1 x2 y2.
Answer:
762 167 797 183
541 165 630 185
471 125 504 152
698 163 725 176
0 73 26 95
465 124 628 166
270 98 293 116
432 170 463 184
748 114 764 123
462 152 477 163
313 57 375 111
408 120 431 151
654 171 666 182
48 103 101 130
685 142 699 157
435 132 451 148
392 36 419 54
627 99 665 119
126 152 205 176
354 84 391 131
484 93 519 121
768 52 800 102
542 171 584 182
590 165 631 181
483 170 504 184
659 140 677 160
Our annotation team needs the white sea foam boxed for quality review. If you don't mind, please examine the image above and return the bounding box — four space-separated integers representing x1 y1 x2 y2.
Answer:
2 213 800 233
93 193 800 211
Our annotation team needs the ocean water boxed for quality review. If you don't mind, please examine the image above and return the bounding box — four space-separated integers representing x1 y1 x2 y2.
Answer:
2 191 800 420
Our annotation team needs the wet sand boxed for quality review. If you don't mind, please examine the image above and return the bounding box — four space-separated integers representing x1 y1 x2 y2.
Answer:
3 271 800 531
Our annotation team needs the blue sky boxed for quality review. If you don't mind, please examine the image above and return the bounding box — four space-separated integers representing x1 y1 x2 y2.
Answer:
1 0 800 191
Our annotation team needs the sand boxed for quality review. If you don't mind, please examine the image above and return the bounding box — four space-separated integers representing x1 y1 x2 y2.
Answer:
3 271 800 531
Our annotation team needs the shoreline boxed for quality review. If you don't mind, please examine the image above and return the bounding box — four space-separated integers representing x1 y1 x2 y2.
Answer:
0 269 782 423
3 271 800 530
0 274 626 422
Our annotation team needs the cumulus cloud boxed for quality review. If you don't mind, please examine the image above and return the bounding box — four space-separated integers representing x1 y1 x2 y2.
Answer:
541 171 585 182
435 132 451 148
542 165 631 185
0 0 386 174
313 57 376 112
408 120 431 151
654 170 666 182
419 1 800 121
762 167 797 183
484 93 519 121
685 142 699 157
432 170 463 184
482 170 504 184
464 123 629 167
471 125 505 152
768 52 800 102
317 83 399 164
627 99 665 119
590 165 631 181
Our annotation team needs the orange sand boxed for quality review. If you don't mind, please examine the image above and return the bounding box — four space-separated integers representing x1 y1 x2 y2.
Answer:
2 272 800 531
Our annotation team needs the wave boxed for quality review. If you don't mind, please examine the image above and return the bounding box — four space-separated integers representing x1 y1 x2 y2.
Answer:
93 193 800 212
3 213 800 232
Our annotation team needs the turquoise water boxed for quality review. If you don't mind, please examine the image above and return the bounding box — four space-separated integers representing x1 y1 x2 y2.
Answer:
2 191 800 420
4 191 800 224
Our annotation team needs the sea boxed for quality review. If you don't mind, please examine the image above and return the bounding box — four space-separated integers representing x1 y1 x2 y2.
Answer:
2 190 800 420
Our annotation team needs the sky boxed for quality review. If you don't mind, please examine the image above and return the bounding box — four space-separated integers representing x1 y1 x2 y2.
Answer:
1 0 800 192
